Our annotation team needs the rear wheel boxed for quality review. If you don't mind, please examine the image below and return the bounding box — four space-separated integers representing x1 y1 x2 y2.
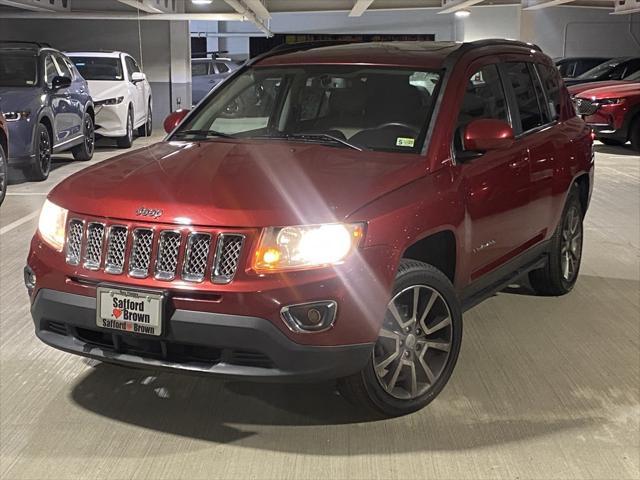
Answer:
71 113 95 161
27 123 51 181
529 183 583 296
0 144 7 205
138 100 152 137
338 260 462 418
117 108 134 149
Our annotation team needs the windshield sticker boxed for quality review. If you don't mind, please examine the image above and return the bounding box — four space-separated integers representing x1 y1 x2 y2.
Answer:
396 137 415 148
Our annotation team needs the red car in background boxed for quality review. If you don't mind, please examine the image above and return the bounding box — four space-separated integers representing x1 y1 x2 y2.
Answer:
570 71 640 151
0 112 7 205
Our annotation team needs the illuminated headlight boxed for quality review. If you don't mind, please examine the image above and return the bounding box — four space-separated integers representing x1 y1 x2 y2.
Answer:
253 223 365 272
4 110 31 121
595 98 623 106
38 199 68 252
96 96 124 106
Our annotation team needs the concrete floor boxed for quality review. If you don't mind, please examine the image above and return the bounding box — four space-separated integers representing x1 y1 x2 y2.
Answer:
0 139 638 480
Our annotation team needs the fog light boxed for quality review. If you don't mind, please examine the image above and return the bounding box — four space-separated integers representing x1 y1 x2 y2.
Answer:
24 266 36 294
281 301 337 333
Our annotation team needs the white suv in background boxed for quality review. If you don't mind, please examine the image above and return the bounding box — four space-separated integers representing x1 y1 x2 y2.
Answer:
67 51 152 148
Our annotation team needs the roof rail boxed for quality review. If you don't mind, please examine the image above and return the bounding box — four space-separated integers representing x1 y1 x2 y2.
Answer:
248 40 357 65
465 38 542 52
0 40 52 49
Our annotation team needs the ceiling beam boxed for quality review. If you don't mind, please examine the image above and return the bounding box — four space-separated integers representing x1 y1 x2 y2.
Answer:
223 0 273 36
349 0 375 17
611 0 640 14
244 0 271 20
0 11 244 20
116 0 165 14
438 0 484 14
0 0 61 11
523 0 575 10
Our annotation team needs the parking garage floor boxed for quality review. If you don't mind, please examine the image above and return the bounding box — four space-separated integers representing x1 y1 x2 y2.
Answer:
0 140 638 480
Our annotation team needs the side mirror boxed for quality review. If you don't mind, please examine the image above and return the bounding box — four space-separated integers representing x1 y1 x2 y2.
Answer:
51 75 72 91
463 118 515 153
163 109 190 134
131 72 146 83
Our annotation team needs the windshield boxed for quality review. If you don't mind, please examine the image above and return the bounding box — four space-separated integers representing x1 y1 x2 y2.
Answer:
70 57 124 81
0 53 38 87
174 65 442 153
576 59 624 80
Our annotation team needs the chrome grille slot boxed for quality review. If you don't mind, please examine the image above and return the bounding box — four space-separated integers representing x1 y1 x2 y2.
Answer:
155 231 182 281
105 226 128 274
575 98 599 116
213 234 244 284
182 233 211 282
83 222 105 270
65 219 84 266
129 228 154 278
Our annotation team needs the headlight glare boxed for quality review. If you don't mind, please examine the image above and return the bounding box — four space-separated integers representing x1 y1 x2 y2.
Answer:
38 199 68 252
4 110 31 121
96 96 124 106
254 223 364 272
596 98 623 106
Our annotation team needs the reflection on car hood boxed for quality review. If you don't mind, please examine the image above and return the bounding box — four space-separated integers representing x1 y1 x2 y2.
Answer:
87 81 128 102
49 140 427 227
574 82 640 100
568 81 633 96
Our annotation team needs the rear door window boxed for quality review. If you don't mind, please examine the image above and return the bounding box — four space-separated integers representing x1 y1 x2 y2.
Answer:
503 62 546 134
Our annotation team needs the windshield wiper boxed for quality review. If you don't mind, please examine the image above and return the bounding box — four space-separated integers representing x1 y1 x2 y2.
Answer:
173 129 234 139
251 132 363 151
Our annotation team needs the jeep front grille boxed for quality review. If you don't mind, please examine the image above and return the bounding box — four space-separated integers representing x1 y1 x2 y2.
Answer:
129 228 154 278
182 233 212 282
64 219 245 284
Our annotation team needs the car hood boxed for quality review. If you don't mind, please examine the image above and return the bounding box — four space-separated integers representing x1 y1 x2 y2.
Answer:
574 82 640 100
86 81 128 102
0 87 41 113
49 140 427 227
568 80 632 96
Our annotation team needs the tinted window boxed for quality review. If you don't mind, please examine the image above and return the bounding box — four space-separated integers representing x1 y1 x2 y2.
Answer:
71 57 124 81
192 62 209 76
503 62 545 133
125 56 140 80
537 64 562 121
576 58 623 80
0 52 38 87
216 62 230 73
457 64 509 130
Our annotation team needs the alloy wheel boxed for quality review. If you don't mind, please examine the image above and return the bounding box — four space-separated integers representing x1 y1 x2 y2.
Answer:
373 285 453 400
146 107 152 133
85 116 95 155
561 204 582 282
39 129 51 174
0 148 6 201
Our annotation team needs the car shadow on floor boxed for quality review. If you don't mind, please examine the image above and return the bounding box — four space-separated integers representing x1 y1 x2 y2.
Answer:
65 276 639 455
594 143 637 156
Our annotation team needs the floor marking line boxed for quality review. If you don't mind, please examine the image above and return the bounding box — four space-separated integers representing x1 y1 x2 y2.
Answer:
0 211 40 235
6 192 49 196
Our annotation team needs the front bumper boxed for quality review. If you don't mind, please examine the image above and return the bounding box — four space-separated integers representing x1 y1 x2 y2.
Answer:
94 103 128 137
32 288 373 382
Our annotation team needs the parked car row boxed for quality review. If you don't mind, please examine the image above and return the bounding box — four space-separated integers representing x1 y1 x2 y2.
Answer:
555 56 640 85
568 70 640 151
0 41 152 191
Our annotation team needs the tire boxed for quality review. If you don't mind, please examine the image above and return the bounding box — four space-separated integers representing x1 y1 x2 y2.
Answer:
71 113 95 161
138 100 152 137
0 144 7 206
27 123 52 181
599 138 624 147
529 183 583 296
630 117 640 153
117 108 134 149
338 260 463 418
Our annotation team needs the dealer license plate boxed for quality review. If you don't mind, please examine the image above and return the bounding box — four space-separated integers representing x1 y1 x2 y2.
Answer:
96 286 164 336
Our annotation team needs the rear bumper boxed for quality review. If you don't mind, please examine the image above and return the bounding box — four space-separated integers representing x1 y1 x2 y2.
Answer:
31 288 373 382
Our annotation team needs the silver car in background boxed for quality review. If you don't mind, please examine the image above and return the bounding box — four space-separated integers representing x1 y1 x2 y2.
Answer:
191 56 241 105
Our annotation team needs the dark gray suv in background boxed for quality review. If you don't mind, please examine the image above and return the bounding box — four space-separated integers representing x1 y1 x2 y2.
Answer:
0 42 95 181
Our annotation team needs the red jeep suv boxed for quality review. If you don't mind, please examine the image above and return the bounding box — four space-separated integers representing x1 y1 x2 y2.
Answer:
26 40 594 417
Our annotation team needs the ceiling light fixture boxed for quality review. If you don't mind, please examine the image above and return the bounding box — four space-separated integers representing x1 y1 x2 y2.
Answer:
454 9 471 18
191 0 213 5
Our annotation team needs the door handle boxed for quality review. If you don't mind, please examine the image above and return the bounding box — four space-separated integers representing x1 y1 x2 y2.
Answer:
509 158 528 169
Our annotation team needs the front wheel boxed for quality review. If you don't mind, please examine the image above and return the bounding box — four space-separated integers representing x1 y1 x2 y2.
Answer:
0 144 7 205
529 183 583 296
117 108 134 149
338 260 463 417
598 138 624 147
630 117 640 153
138 100 152 137
71 113 95 161
27 123 51 181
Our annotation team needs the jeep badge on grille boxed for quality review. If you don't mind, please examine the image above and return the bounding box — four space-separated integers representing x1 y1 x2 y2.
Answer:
136 207 163 219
